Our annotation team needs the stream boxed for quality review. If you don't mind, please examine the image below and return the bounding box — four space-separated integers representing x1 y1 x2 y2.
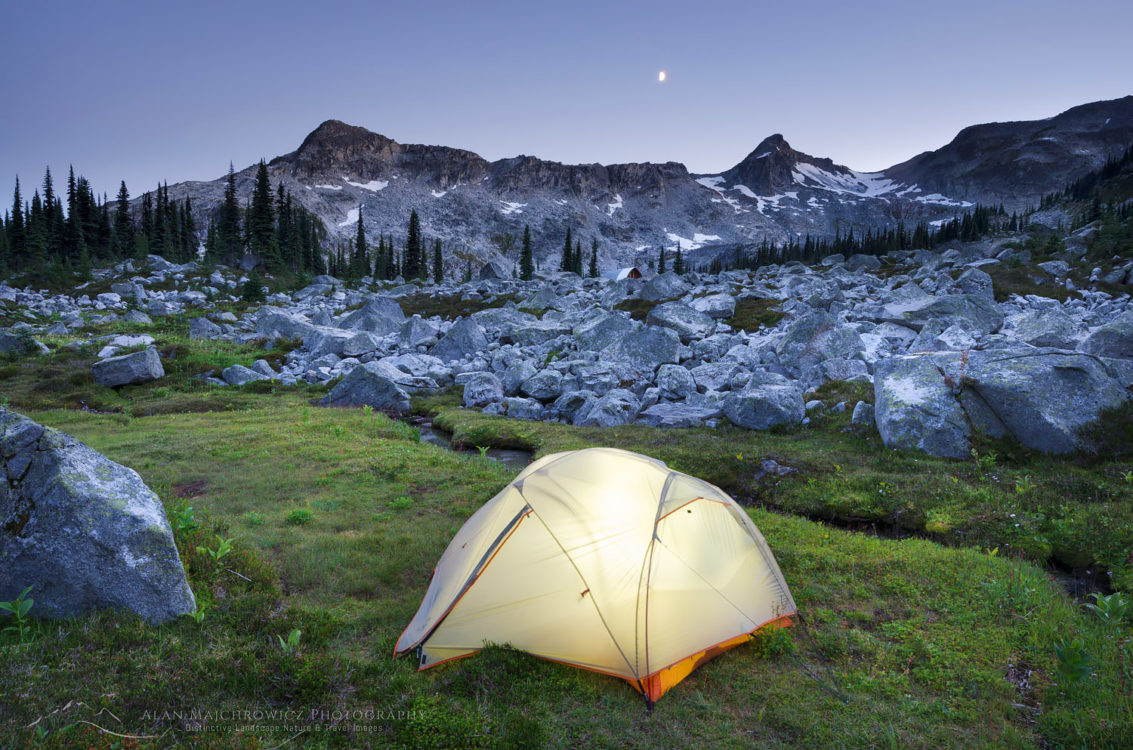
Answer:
406 417 534 470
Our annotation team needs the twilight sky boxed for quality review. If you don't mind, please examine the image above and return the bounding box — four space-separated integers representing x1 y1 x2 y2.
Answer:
3 0 1131 200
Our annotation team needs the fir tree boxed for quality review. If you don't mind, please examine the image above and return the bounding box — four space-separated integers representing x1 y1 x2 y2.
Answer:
218 163 242 266
658 246 667 274
433 239 443 283
673 242 684 275
520 225 534 280
352 205 368 279
404 210 422 279
247 160 276 267
112 181 134 259
588 237 598 278
560 226 572 272
9 177 25 262
573 239 582 275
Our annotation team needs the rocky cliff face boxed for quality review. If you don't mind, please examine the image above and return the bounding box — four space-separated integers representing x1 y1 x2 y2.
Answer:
159 97 1132 272
885 96 1133 210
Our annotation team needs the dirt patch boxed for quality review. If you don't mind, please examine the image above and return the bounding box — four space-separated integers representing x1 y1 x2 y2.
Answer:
172 479 209 499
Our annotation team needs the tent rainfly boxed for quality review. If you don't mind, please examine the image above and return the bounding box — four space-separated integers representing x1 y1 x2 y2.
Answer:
395 447 797 705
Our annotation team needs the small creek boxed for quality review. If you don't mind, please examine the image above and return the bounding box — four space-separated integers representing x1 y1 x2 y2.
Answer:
406 417 534 470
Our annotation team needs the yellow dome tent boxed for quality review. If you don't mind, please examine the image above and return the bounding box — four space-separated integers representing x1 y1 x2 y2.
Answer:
395 447 797 704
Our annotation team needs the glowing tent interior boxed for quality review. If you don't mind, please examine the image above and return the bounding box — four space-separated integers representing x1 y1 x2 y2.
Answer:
395 447 797 704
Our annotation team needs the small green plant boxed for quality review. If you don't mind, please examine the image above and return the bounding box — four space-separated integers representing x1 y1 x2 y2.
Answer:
171 504 199 533
189 601 211 624
362 404 374 416
1054 637 1093 685
285 509 312 526
476 445 490 458
1085 592 1131 627
1014 475 1035 495
970 447 998 475
243 511 266 526
196 535 234 561
389 496 413 511
0 586 35 644
1123 470 1133 484
277 628 301 654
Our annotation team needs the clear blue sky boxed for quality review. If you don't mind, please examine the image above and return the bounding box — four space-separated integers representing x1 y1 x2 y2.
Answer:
3 0 1131 200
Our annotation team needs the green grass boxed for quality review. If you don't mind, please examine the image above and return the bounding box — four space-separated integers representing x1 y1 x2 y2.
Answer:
1 331 1131 747
399 292 522 320
0 393 1129 747
727 297 785 331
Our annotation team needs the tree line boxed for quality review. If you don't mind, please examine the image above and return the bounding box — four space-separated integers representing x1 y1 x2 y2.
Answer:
698 203 1016 274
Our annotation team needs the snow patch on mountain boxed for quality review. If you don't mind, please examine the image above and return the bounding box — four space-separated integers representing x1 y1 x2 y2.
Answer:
338 207 360 227
345 178 389 192
499 201 526 216
665 232 721 251
606 194 623 216
315 184 342 190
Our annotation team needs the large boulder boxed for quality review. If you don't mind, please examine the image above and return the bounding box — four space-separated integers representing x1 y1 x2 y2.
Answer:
874 350 1130 457
255 307 317 340
399 316 440 348
723 372 805 430
221 364 270 386
188 317 223 340
899 294 1004 335
776 310 865 378
689 293 737 319
573 311 638 351
520 370 564 401
316 362 411 414
0 408 195 623
1080 312 1133 359
574 388 641 427
0 329 41 356
645 302 716 343
91 348 164 387
462 372 504 408
338 297 405 334
638 272 690 302
638 402 721 428
873 355 973 459
655 364 697 400
430 317 489 362
1013 310 1078 349
961 349 1129 454
601 326 681 373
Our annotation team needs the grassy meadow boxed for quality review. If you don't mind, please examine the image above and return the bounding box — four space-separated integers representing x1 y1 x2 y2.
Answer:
0 318 1131 748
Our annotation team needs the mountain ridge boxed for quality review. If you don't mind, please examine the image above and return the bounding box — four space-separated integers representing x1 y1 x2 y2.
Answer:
159 96 1133 271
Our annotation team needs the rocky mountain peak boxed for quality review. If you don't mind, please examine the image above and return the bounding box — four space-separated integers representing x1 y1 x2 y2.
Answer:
718 133 850 196
296 119 395 154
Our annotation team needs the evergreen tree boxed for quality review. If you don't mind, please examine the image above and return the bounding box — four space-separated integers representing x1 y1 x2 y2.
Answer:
588 237 598 278
560 226 572 272
9 177 25 262
673 242 684 275
247 160 276 267
520 225 534 280
658 246 667 274
112 181 134 259
433 239 443 283
404 210 422 279
181 198 197 261
217 163 242 266
352 205 368 279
